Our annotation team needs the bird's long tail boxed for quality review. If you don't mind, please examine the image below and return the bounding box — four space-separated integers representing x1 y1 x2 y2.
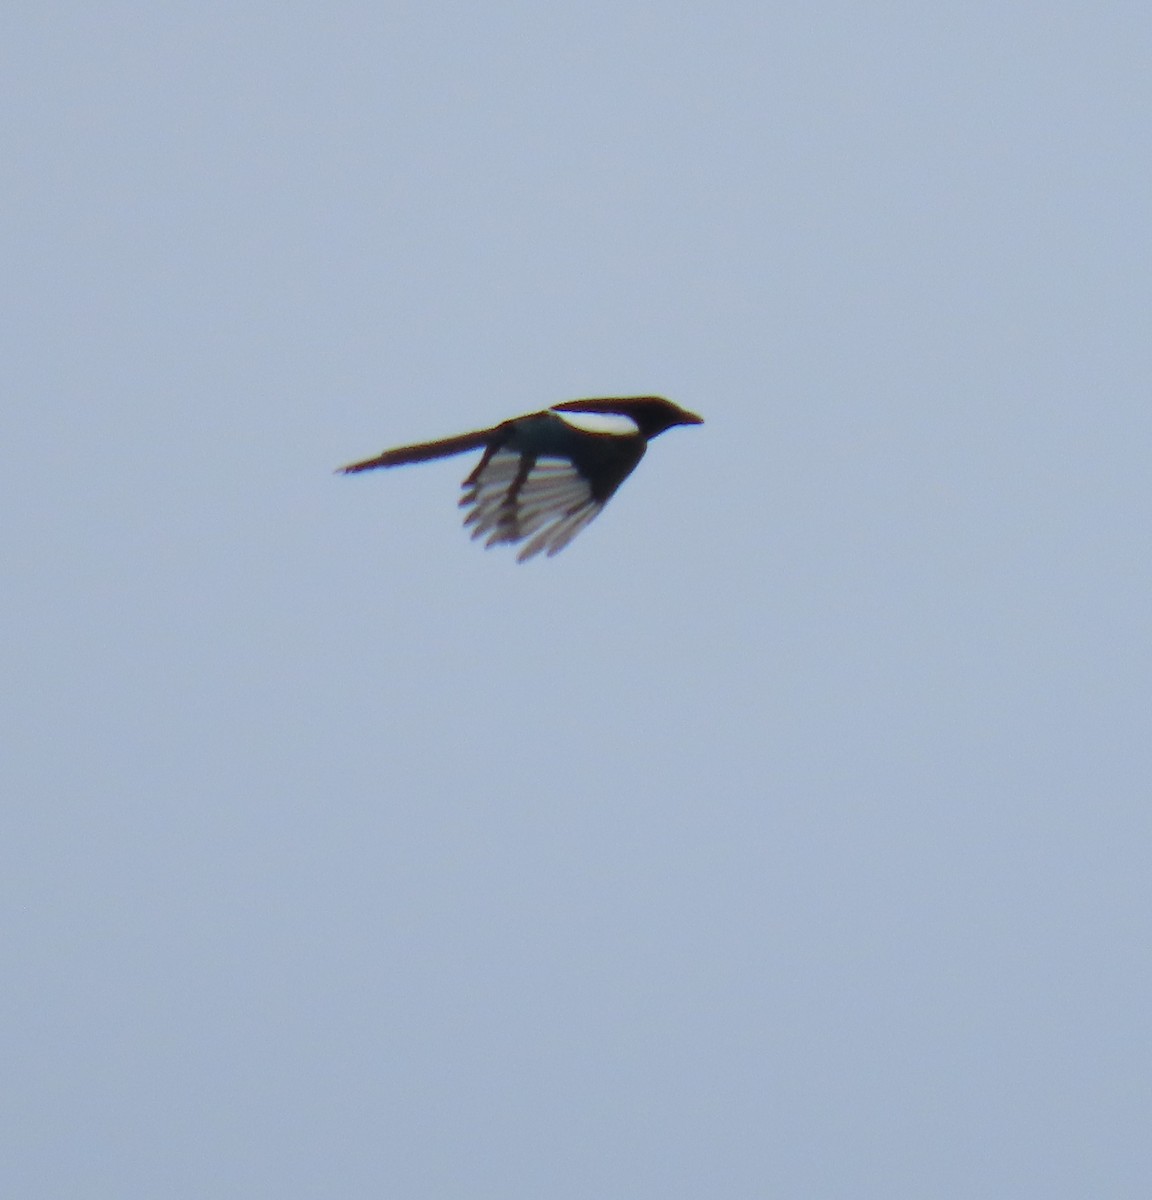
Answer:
337 427 495 474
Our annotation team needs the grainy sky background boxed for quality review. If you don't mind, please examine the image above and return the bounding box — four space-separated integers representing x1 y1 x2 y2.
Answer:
5 3 1151 1196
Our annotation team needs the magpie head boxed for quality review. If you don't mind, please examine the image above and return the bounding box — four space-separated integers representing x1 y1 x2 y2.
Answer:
554 396 704 439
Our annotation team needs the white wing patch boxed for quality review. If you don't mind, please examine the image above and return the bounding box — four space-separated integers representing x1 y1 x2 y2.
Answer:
459 451 604 561
551 409 640 436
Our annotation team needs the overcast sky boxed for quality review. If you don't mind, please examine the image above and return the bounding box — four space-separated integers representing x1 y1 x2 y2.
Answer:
5 3 1152 1197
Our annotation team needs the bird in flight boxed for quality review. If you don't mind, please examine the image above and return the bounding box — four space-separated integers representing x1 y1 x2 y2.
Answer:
339 395 703 561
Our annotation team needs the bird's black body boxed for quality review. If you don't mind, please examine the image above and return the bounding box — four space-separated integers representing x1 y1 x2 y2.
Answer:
340 395 702 561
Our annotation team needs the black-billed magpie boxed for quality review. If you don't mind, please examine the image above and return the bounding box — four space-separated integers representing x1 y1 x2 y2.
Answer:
339 395 703 561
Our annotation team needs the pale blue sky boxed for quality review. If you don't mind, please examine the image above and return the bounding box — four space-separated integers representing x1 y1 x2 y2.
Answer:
4 3 1152 1196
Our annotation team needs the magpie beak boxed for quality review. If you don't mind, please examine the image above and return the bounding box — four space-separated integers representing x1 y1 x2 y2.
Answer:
340 395 703 561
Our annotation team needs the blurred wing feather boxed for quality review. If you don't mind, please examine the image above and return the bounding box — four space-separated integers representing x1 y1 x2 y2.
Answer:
459 451 604 561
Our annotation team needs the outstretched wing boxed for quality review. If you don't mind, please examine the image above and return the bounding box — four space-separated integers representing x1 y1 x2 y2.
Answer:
459 450 605 562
